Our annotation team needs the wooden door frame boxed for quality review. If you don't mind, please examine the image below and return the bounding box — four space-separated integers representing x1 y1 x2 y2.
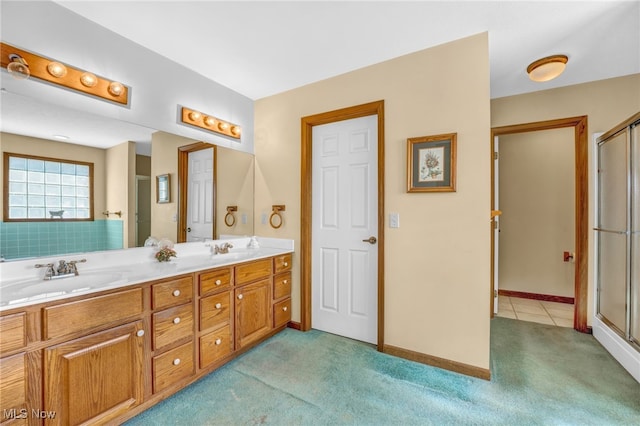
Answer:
177 142 217 243
300 100 386 350
491 115 589 333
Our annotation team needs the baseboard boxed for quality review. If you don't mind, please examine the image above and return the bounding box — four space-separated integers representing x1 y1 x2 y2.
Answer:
498 289 574 305
383 344 491 381
287 321 302 330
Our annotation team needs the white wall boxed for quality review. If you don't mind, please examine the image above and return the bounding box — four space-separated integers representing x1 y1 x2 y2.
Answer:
1 0 254 154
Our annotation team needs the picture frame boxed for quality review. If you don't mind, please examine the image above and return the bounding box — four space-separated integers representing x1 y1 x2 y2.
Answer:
407 133 457 192
156 174 171 203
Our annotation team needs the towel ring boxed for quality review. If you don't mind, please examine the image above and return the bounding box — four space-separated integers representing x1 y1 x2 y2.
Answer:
225 206 237 227
269 205 285 229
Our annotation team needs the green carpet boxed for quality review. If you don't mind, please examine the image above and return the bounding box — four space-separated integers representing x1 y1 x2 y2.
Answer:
126 318 640 425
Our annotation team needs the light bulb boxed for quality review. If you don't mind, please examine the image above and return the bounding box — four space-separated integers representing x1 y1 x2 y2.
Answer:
108 81 125 97
189 111 202 121
7 54 30 80
203 116 215 127
218 121 229 131
230 126 241 136
47 62 67 78
80 72 98 87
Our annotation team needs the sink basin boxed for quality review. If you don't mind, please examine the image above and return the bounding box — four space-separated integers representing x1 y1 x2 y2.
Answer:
1 271 127 306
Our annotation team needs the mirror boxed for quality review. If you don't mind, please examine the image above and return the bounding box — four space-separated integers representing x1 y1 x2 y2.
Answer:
0 91 255 260
156 174 170 204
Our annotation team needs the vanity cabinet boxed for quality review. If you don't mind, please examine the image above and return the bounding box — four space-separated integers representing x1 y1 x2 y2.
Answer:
1 313 39 426
272 254 292 328
44 321 144 425
235 259 273 349
198 267 234 369
150 275 195 394
0 251 293 425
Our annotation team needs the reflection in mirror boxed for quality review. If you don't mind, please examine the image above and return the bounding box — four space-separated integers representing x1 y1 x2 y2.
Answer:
0 92 254 260
156 174 170 204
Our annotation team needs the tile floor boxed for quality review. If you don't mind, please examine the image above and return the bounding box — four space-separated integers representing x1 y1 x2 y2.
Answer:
496 295 574 327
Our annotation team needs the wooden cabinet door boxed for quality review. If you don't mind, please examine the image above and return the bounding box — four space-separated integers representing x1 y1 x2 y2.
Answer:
235 278 272 349
44 321 144 426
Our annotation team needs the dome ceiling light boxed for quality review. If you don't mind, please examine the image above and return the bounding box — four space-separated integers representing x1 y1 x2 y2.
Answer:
527 55 569 82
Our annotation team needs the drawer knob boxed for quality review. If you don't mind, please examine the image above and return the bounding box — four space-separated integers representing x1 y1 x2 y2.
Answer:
284 262 288 267
283 280 288 284
173 317 181 325
173 358 181 366
215 303 222 309
172 289 181 297
237 294 243 300
136 330 145 337
215 279 222 285
283 306 288 312
215 338 222 345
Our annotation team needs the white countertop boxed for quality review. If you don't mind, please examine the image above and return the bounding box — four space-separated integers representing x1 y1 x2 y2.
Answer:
0 237 294 311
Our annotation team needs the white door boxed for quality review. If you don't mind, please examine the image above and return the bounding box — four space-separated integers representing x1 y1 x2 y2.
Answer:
311 115 378 344
493 136 500 314
187 148 214 242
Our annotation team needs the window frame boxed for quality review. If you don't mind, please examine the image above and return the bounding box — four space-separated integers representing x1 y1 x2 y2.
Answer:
3 152 95 222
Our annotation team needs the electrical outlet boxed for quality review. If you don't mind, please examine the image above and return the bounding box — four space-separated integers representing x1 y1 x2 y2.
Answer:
261 213 268 225
241 213 247 224
389 213 400 228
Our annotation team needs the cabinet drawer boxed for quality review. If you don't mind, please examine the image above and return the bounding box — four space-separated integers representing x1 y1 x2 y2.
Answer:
235 258 272 285
199 268 232 296
153 341 194 393
0 313 26 355
153 304 194 351
200 292 232 331
273 254 292 274
152 276 193 310
199 325 233 369
273 272 291 301
273 298 291 328
0 352 26 411
44 288 143 340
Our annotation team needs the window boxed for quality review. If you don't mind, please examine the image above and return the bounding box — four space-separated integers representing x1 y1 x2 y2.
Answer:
4 153 94 221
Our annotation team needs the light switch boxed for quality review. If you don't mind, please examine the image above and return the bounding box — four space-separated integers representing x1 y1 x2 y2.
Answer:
241 213 248 224
261 213 268 225
389 213 400 228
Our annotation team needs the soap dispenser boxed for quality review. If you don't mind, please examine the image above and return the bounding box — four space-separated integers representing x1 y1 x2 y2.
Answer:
247 236 260 249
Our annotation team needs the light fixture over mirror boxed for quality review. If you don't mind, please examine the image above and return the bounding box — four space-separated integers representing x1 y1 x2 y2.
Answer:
527 54 568 82
6 53 30 80
181 106 241 140
1 42 129 105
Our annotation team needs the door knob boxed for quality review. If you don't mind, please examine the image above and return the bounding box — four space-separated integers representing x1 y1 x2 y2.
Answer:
362 236 377 244
187 227 191 232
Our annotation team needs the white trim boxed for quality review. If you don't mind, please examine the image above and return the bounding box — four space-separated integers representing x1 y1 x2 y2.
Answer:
593 317 640 383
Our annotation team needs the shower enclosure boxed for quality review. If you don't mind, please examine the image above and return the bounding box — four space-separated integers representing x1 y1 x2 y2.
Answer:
594 112 639 381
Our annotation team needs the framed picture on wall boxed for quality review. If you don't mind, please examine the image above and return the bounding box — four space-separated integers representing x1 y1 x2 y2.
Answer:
156 174 171 203
407 133 457 192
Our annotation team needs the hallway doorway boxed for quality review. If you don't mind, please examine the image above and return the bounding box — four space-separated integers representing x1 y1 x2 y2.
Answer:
491 116 589 332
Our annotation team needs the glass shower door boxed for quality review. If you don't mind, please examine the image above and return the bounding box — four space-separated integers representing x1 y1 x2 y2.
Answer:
596 129 629 334
631 122 639 345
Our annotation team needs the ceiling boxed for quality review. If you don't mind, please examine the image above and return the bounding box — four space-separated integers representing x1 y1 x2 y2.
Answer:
53 0 640 100
1 1 639 151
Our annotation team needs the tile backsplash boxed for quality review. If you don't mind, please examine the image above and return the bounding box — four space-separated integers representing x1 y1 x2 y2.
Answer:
0 220 123 260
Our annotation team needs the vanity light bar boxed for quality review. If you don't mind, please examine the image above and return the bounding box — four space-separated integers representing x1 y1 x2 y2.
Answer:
180 106 241 139
0 42 129 105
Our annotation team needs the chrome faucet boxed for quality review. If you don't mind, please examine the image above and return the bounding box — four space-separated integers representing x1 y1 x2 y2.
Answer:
214 242 234 255
35 258 86 280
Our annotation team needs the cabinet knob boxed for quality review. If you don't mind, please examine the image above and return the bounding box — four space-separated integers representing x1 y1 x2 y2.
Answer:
173 317 181 324
215 303 222 309
283 306 288 312
237 294 243 300
173 358 181 366
284 262 288 267
283 280 288 284
215 279 222 285
136 330 145 337
215 338 222 345
172 289 181 297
